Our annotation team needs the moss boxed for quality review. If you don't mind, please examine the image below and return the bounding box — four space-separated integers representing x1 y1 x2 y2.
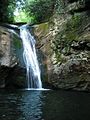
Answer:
38 22 49 32
52 14 83 64
34 22 49 37
13 35 22 49
65 14 82 41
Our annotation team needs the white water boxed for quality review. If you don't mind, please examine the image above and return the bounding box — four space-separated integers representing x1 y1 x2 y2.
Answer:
20 25 42 89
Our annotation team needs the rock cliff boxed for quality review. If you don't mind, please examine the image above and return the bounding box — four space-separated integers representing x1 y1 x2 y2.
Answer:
34 0 90 91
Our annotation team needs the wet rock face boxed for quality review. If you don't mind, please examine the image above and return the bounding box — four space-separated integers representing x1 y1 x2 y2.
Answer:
0 27 12 88
33 22 53 85
0 26 25 88
0 28 11 66
0 26 20 67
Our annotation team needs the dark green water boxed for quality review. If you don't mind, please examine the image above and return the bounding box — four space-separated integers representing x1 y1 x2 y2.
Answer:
0 89 90 120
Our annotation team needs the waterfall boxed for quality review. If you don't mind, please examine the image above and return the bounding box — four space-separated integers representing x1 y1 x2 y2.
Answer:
20 25 42 89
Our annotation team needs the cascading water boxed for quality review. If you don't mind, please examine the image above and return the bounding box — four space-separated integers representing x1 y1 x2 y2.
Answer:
20 25 42 89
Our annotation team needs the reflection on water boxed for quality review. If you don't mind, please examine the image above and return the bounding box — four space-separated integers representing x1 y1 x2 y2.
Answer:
0 90 43 120
20 90 42 120
0 89 90 120
42 91 90 120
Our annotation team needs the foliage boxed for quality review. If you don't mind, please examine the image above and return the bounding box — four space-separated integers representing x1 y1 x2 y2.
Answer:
65 14 82 42
23 0 55 23
13 35 22 49
0 0 9 22
14 10 33 23
55 0 67 14
0 0 18 22
0 0 56 23
52 14 82 64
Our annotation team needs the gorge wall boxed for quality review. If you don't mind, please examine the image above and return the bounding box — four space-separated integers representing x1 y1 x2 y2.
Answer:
34 0 90 91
